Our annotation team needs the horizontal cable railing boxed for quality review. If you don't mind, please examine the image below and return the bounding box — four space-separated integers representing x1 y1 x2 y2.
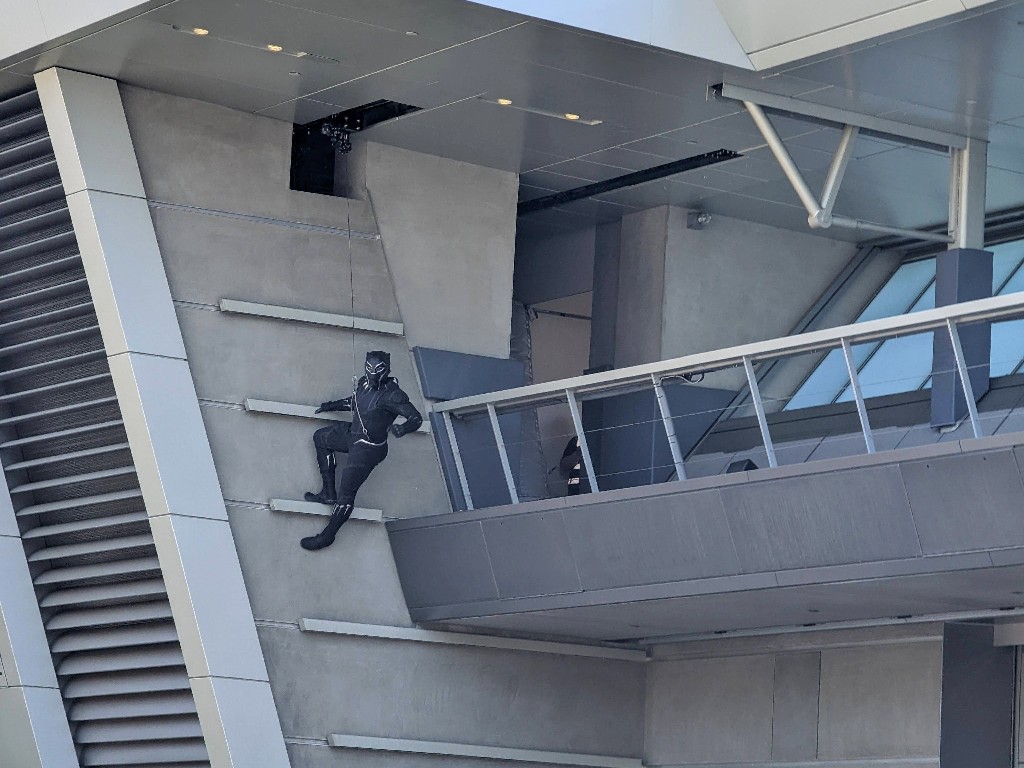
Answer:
435 291 1024 510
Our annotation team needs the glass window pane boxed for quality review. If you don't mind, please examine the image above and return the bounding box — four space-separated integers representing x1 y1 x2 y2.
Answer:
992 241 1024 291
836 284 936 402
991 319 1024 377
786 259 936 409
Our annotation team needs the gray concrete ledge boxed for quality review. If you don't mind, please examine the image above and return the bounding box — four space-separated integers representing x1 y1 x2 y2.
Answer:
245 398 431 434
269 499 382 523
220 298 404 336
299 618 646 661
148 199 379 240
327 733 643 767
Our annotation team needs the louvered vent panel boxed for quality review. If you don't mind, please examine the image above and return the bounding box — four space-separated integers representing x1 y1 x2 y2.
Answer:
0 87 210 767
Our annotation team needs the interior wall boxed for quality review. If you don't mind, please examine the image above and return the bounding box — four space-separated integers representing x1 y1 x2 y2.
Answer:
646 624 944 767
529 292 593 496
122 84 643 768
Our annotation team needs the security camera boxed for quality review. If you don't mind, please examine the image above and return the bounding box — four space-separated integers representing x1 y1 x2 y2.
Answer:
687 210 712 230
321 123 353 154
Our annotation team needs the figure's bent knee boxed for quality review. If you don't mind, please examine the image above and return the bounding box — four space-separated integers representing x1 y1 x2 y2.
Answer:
313 426 332 449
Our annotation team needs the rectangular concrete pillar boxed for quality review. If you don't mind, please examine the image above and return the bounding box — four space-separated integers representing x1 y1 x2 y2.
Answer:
930 248 992 427
940 623 1013 768
36 66 290 768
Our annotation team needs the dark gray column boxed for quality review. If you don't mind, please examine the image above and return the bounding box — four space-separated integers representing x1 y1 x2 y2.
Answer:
930 248 992 427
939 623 1014 768
589 220 621 371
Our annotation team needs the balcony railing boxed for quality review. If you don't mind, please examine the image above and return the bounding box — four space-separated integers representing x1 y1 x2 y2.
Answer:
434 291 1024 510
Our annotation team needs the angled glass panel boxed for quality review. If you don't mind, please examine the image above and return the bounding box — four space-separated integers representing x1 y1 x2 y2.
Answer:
836 283 936 402
787 258 936 409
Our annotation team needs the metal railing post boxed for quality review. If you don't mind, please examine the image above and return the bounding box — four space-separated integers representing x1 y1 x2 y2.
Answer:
840 338 876 453
486 403 519 504
743 356 778 468
442 411 474 510
565 389 599 493
652 375 687 481
946 319 983 438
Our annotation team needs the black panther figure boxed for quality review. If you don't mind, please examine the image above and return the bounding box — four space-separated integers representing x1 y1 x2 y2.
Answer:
300 350 422 550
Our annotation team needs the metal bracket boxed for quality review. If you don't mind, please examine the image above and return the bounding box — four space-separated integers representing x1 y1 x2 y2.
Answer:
714 84 975 246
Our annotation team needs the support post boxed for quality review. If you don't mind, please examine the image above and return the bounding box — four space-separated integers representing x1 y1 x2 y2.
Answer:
840 338 875 453
486 403 519 504
652 375 686 481
565 389 599 493
946 319 983 438
743 356 777 468
443 411 474 510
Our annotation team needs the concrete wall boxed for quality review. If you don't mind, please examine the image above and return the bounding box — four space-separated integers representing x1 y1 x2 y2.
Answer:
660 207 858 361
646 624 944 767
530 292 592 496
358 142 518 360
122 84 642 767
615 206 669 368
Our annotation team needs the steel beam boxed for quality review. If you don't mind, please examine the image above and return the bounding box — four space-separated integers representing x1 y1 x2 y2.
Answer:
443 411 474 510
652 376 687 481
841 338 876 453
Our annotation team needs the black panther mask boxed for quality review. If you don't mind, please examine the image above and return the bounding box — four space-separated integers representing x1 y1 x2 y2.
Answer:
364 351 391 389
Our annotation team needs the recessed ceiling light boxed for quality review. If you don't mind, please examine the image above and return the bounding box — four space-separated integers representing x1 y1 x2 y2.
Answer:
192 27 209 36
497 98 513 106
564 113 580 121
405 30 419 36
267 44 284 52
288 71 300 76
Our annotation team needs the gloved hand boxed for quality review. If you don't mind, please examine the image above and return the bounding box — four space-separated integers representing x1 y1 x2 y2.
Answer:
389 424 405 439
315 403 329 414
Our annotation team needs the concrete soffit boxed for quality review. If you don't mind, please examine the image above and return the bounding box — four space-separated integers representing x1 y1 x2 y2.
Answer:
34 67 290 768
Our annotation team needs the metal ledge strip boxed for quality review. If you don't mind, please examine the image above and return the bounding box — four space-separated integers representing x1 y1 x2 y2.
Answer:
327 733 643 767
299 618 645 662
219 299 404 337
269 499 382 523
244 398 431 434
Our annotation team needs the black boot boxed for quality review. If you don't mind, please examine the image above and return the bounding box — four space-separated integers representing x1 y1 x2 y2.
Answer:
300 504 353 551
304 453 337 504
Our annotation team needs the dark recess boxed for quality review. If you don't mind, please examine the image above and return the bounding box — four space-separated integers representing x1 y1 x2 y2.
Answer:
289 99 422 196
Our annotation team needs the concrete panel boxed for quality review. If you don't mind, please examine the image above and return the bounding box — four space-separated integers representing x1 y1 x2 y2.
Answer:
68 190 186 359
390 522 498 608
771 652 820 761
35 67 145 197
362 142 517 359
121 85 364 230
902 451 1024 554
110 353 227 522
227 504 412 627
191 675 291 768
661 207 854 360
0 687 78 768
482 512 582 599
200 405 448 519
177 307 424 409
562 492 741 590
721 465 922 571
153 206 398 320
818 641 942 759
0 539 56 688
150 513 269 682
259 627 644 755
615 206 667 368
645 654 775 764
